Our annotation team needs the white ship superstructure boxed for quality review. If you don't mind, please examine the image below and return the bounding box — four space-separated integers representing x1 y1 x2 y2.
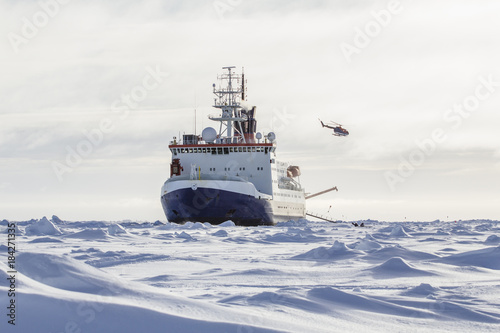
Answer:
161 67 305 225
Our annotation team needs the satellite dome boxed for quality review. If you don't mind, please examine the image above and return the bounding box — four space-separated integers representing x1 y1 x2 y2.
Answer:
267 132 276 142
202 127 217 142
256 132 262 140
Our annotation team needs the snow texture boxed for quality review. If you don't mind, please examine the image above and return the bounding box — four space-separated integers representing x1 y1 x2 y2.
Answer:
1 218 500 332
24 216 62 236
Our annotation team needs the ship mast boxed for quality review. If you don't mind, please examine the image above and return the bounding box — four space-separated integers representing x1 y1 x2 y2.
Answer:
210 66 248 143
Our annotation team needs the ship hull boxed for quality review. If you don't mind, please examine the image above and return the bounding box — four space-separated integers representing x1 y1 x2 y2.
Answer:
161 179 304 226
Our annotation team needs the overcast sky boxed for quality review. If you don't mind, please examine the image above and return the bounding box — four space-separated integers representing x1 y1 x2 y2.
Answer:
1 0 499 222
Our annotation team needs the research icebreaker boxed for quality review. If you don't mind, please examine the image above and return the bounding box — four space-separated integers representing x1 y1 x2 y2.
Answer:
161 67 306 225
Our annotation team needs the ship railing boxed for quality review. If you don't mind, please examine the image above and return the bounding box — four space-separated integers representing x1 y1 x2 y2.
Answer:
170 135 256 146
305 211 337 223
208 113 247 121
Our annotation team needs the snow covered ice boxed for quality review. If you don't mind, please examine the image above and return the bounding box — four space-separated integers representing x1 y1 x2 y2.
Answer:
2 217 500 332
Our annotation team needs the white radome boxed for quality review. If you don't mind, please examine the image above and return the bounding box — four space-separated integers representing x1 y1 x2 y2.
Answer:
202 127 217 142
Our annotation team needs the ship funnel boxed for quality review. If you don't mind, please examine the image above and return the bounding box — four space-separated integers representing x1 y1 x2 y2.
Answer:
240 106 257 143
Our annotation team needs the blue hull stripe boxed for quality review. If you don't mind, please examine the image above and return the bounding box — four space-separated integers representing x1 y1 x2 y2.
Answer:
161 187 275 226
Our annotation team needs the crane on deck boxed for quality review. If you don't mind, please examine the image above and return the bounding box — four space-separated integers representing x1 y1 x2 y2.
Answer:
304 186 339 223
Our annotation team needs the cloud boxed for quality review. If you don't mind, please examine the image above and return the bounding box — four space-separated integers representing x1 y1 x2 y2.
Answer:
1 0 499 220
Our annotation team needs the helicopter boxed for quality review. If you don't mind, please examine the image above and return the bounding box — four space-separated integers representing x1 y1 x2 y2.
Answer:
319 119 349 136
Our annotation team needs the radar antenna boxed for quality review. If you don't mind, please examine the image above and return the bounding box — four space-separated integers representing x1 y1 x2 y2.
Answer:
209 66 256 143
